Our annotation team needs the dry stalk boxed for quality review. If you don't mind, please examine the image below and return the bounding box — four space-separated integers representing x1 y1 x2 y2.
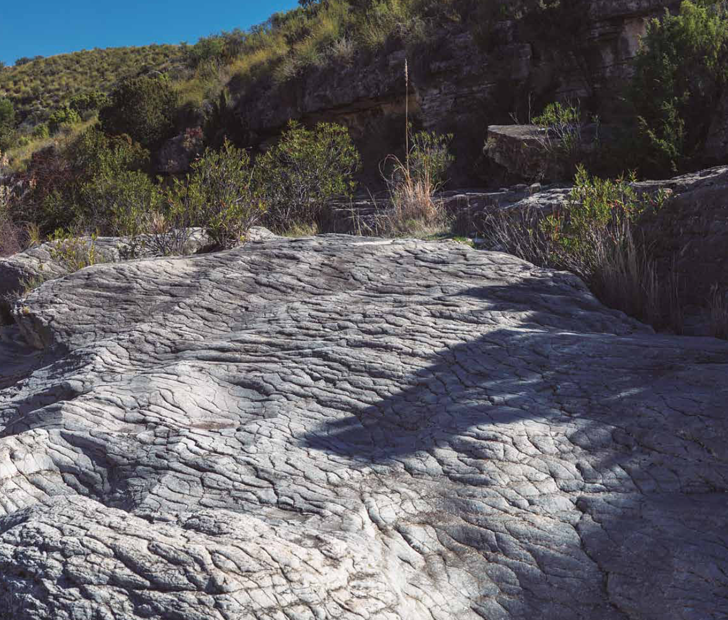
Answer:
709 284 728 339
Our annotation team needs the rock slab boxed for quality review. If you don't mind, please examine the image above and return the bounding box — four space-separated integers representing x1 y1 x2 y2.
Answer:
1 233 727 619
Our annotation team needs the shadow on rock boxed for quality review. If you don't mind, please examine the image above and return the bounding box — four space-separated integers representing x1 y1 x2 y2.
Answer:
304 284 728 619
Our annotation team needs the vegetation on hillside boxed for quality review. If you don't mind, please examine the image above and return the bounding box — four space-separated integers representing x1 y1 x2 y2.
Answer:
176 0 583 104
0 45 182 125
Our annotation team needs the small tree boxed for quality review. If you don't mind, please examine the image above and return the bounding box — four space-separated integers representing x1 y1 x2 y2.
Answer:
0 99 15 147
99 76 179 149
168 140 266 248
0 98 14 133
630 0 728 174
48 106 81 134
257 121 360 231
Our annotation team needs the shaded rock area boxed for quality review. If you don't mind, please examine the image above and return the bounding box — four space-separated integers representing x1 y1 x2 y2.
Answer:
485 124 606 182
484 125 562 182
326 185 570 236
639 166 728 308
156 127 205 174
1 233 727 619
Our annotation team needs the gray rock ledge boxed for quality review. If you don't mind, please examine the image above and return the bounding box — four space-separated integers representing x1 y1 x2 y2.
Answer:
1 234 727 619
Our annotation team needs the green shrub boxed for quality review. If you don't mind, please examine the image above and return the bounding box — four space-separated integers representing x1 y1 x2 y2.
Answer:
630 0 728 174
68 91 110 114
408 128 454 189
0 181 22 257
481 168 677 328
0 98 14 133
542 167 674 324
99 76 179 149
48 106 81 134
185 32 247 67
67 129 149 178
542 167 669 268
533 101 580 130
378 127 453 237
71 133 154 233
80 169 162 239
257 121 360 231
15 129 153 235
32 123 50 139
531 100 598 175
168 140 266 248
48 229 101 273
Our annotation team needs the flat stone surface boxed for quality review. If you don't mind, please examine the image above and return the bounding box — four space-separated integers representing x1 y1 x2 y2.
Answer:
0 228 277 301
1 233 727 619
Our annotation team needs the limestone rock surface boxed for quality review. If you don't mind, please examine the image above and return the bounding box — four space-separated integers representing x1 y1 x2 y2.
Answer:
0 228 272 301
1 233 727 619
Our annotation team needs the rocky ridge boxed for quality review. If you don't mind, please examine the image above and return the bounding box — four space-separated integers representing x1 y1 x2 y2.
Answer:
1 231 727 619
229 0 680 185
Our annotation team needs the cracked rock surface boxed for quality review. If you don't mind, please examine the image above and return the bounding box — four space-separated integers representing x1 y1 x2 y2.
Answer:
1 233 727 619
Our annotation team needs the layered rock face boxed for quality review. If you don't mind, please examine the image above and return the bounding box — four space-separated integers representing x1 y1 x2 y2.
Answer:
233 0 676 185
1 233 727 619
637 166 728 306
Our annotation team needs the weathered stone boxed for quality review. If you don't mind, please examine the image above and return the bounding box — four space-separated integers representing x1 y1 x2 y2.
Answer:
638 166 728 306
0 229 222 301
485 123 607 182
1 232 727 619
485 125 563 181
156 127 204 174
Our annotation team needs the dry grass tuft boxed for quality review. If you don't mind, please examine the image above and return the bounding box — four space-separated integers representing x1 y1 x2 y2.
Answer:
480 207 684 332
376 154 449 237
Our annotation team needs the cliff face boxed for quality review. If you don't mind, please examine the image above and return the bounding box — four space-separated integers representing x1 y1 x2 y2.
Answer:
232 0 676 186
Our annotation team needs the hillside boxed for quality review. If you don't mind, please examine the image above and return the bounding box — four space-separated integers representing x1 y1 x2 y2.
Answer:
0 44 183 125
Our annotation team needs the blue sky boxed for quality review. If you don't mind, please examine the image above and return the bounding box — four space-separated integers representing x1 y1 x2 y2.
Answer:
0 1 300 65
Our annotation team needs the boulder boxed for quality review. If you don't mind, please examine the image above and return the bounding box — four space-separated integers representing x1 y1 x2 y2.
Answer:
156 127 204 174
485 125 562 181
484 123 608 182
1 232 727 619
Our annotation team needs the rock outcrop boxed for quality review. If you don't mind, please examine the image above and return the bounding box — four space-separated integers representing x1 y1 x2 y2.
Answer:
233 0 677 185
485 123 610 182
0 229 216 302
156 127 205 174
484 125 560 181
638 166 728 307
1 233 727 619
